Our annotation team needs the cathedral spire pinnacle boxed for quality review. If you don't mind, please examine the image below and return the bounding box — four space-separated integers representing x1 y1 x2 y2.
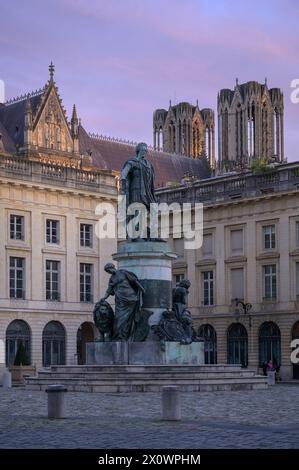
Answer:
49 62 55 81
236 77 239 86
71 104 79 147
25 94 32 114
71 104 78 122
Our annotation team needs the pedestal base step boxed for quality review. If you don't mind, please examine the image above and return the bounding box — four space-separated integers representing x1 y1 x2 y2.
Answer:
25 364 268 392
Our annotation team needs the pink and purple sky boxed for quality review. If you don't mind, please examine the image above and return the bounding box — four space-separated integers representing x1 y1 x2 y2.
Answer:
1 0 299 161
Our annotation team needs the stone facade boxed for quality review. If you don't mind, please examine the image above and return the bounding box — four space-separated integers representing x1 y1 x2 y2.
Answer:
153 101 215 168
157 163 299 380
0 162 117 369
0 65 118 371
218 80 284 168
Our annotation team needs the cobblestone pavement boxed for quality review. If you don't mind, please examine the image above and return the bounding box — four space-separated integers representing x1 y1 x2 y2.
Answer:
0 385 299 449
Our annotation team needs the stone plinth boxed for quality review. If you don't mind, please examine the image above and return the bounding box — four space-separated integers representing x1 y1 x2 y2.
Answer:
86 341 204 365
113 240 177 336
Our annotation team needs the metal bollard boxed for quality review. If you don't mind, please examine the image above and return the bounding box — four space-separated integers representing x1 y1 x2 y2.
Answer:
2 371 12 388
46 385 67 419
161 385 181 421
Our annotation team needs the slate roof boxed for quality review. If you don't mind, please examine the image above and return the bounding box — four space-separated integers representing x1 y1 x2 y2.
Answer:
0 93 43 148
0 88 211 187
78 126 211 187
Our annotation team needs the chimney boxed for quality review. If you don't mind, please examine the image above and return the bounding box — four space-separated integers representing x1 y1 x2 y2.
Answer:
0 79 5 104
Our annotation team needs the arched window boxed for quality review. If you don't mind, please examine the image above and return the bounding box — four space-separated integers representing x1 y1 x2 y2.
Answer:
262 102 268 157
172 123 176 153
198 324 217 364
178 120 182 154
158 127 163 151
192 123 197 157
236 104 243 160
273 107 279 158
182 119 187 154
222 109 229 161
205 127 210 160
227 323 248 366
6 320 31 367
292 321 299 379
42 321 65 367
259 321 281 368
247 103 255 158
77 322 95 365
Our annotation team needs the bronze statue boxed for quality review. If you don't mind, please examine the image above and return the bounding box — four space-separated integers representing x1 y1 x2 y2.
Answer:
93 299 114 341
100 263 146 341
151 309 191 344
120 142 156 209
173 279 193 342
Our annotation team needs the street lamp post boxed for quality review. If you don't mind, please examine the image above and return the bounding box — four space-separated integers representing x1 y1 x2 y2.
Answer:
234 298 253 369
234 298 252 328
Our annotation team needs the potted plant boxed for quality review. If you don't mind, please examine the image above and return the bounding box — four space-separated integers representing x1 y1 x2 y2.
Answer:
10 342 36 384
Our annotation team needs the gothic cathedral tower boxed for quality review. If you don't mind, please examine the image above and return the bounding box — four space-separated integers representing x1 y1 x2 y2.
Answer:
153 101 215 168
218 79 284 168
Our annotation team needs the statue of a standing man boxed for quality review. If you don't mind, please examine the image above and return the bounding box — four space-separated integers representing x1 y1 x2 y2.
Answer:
120 143 157 239
120 142 156 209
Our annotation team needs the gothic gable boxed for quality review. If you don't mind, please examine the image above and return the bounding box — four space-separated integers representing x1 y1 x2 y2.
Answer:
192 108 204 126
32 84 73 153
230 86 244 110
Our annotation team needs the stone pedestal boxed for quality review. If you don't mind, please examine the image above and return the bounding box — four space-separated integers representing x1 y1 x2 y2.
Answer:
86 341 204 365
113 240 177 336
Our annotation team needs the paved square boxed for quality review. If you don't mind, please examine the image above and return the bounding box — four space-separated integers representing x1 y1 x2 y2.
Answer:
0 385 298 448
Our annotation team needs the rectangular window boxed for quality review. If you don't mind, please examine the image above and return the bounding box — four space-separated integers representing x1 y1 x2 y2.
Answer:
173 238 184 258
80 224 93 248
10 215 24 241
231 268 244 301
296 222 299 248
46 260 60 301
263 264 277 300
202 234 213 256
263 225 276 250
231 229 243 255
80 263 93 302
46 220 60 244
9 257 25 299
202 271 214 306
173 273 184 285
296 262 299 297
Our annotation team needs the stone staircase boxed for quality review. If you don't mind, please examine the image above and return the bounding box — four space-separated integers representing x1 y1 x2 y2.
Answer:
25 364 268 392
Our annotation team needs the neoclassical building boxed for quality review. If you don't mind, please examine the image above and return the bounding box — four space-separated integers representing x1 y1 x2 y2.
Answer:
153 101 215 168
157 162 299 381
1 66 297 383
218 80 284 168
0 65 118 372
0 65 210 373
